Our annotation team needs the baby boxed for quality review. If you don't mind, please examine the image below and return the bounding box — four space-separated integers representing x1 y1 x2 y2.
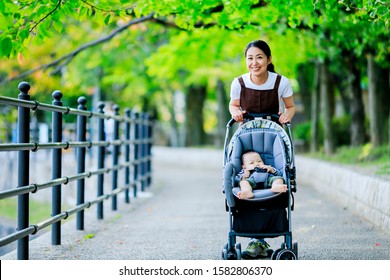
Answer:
236 151 287 199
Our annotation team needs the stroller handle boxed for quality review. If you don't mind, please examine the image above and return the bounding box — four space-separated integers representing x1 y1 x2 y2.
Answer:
227 112 290 128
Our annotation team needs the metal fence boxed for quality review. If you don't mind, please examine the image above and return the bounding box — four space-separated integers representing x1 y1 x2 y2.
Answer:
0 82 153 260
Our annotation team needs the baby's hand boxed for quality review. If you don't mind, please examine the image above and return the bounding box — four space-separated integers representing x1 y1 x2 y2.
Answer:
261 165 275 173
242 170 251 179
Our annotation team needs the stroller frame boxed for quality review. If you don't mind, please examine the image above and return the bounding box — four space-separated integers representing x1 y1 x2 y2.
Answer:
222 113 298 260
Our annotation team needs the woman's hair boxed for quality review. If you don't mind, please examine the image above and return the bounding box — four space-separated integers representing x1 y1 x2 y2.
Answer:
244 40 275 73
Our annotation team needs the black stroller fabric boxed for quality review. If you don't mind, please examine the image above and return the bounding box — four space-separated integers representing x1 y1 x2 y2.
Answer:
232 208 288 234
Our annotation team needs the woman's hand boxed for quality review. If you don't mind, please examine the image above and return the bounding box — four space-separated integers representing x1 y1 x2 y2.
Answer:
229 100 246 122
232 109 246 122
278 112 291 124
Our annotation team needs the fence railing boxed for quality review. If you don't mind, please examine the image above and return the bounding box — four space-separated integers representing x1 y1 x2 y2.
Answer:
0 82 153 260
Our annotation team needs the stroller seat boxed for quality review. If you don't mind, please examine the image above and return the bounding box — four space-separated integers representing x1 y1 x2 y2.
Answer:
230 128 287 200
224 122 292 208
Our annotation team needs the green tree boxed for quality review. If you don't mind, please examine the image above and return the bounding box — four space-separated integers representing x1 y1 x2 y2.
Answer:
1 0 388 148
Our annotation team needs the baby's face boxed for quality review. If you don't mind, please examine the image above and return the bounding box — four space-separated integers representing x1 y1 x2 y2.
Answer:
242 152 263 170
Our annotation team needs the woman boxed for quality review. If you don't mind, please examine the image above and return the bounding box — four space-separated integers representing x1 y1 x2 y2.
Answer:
228 40 296 259
229 40 295 124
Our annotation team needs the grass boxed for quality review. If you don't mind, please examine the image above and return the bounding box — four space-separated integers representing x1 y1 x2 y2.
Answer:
0 198 65 224
83 233 95 240
306 144 390 178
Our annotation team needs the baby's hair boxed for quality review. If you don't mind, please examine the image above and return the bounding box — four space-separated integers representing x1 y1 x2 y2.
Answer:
241 150 259 162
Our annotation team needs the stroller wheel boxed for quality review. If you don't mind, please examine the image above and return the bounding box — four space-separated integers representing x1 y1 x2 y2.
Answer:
293 241 299 259
235 243 242 260
271 243 286 260
266 248 274 258
275 249 297 260
222 243 228 260
271 248 281 260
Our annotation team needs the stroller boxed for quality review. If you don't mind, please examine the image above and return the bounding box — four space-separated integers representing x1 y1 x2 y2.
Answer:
222 113 298 260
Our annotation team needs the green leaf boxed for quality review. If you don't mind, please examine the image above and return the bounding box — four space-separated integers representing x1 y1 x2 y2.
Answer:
19 29 30 40
1 37 13 58
104 14 110 25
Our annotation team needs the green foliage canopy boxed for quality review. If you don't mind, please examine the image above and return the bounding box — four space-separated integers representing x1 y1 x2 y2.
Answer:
0 0 388 59
0 0 388 109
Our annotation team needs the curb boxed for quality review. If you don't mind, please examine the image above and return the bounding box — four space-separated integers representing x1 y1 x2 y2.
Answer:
296 156 390 232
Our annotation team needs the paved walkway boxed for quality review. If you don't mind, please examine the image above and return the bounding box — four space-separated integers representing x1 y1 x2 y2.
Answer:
1 147 389 260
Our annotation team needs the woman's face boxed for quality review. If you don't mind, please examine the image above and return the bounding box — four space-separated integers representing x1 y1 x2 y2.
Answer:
245 46 271 77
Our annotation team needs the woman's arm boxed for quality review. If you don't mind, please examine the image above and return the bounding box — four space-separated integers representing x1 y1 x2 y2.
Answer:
279 96 295 124
229 99 246 122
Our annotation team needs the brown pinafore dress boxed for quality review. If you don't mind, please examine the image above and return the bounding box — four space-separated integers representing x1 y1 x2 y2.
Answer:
238 74 282 115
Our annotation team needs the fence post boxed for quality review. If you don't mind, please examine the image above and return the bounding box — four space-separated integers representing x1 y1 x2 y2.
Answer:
132 111 139 198
76 96 87 230
111 105 119 211
141 113 147 191
147 114 153 187
51 90 63 245
124 109 131 203
17 82 31 260
97 102 105 219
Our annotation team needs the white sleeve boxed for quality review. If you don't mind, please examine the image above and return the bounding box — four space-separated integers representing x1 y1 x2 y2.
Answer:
279 76 293 99
230 78 241 100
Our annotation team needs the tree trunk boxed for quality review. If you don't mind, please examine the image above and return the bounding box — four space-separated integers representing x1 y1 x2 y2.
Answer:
310 61 321 153
332 69 350 115
367 55 380 147
297 63 313 120
388 109 390 147
216 79 230 147
367 55 390 147
347 55 366 146
184 84 206 146
384 70 390 146
320 62 334 155
169 91 181 147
